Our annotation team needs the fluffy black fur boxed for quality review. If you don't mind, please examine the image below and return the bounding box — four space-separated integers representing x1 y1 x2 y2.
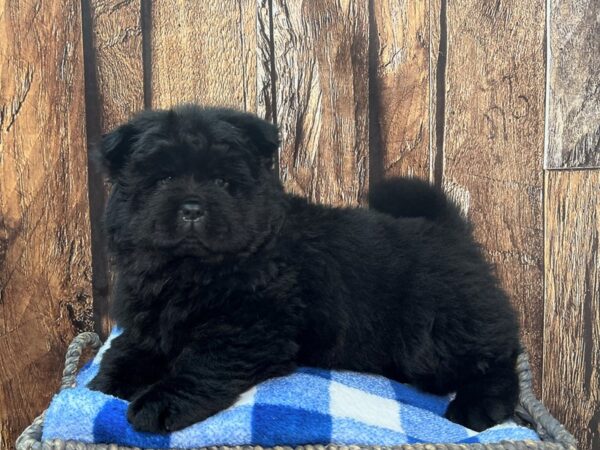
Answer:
89 105 520 434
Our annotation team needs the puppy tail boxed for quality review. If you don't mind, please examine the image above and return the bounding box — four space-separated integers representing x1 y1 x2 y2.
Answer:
368 177 468 229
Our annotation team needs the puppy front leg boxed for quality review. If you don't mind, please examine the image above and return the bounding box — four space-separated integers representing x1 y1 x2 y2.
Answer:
89 334 167 400
127 336 298 433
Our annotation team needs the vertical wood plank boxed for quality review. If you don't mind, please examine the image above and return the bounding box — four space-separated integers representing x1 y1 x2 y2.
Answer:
271 0 369 206
82 0 144 339
441 0 546 391
0 1 91 447
150 1 258 110
257 0 276 124
545 0 600 169
88 0 144 131
369 0 430 181
544 170 600 449
429 0 444 187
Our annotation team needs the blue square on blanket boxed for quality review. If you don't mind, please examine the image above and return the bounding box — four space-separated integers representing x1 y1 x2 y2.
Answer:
254 372 330 414
169 405 254 447
43 388 110 443
297 367 332 379
76 361 97 387
252 404 332 445
331 417 415 445
93 399 170 448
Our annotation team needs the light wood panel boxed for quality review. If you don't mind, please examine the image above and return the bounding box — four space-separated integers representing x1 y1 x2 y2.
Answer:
369 0 430 181
544 170 600 450
88 0 144 131
441 0 546 392
0 1 91 447
149 1 258 110
545 0 600 169
271 0 369 206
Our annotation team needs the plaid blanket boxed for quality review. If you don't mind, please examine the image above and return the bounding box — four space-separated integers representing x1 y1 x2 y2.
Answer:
42 329 539 448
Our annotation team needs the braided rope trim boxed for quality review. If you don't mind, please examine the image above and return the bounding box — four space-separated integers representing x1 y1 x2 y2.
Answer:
16 333 578 450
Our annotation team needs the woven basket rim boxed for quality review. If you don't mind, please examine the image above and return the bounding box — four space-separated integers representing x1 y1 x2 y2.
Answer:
16 332 578 450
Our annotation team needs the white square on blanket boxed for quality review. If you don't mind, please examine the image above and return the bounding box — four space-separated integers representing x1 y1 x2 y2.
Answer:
234 386 257 407
330 381 402 432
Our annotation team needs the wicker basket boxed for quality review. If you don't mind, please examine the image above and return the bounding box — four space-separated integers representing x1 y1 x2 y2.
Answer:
16 332 577 450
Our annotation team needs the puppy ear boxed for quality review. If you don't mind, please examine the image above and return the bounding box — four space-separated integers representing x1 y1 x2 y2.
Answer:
221 111 280 165
95 123 137 180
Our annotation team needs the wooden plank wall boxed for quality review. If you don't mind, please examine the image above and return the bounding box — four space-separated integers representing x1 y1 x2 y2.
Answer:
544 0 600 447
0 0 597 448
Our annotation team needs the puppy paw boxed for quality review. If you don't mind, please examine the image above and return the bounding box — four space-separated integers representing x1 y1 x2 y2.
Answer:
88 373 140 401
88 374 122 397
127 386 174 433
127 385 216 433
87 374 109 393
445 394 513 431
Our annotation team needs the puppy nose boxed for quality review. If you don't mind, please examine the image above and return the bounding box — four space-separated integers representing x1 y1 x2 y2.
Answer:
180 202 204 222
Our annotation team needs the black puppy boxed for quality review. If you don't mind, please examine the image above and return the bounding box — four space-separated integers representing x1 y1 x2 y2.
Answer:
89 105 520 434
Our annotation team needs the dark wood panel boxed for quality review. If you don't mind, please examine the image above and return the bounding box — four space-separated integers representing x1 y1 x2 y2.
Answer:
83 0 144 339
149 1 258 110
0 1 91 447
369 0 430 181
271 0 369 206
543 170 600 450
441 0 546 393
545 0 600 169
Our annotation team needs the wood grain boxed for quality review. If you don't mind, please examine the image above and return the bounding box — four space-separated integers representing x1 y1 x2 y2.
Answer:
272 0 369 206
441 0 546 392
83 0 144 339
0 1 91 447
545 0 600 169
88 0 144 131
257 0 276 125
369 0 430 181
429 0 444 186
543 170 600 449
149 1 257 110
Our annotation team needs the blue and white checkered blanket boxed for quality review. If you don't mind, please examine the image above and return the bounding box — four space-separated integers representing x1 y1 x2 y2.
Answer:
42 329 539 447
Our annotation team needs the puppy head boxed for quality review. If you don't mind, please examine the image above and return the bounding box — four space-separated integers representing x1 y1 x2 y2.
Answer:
96 105 284 262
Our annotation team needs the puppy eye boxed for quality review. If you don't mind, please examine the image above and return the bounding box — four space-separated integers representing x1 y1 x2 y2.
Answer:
158 176 173 185
214 178 229 188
